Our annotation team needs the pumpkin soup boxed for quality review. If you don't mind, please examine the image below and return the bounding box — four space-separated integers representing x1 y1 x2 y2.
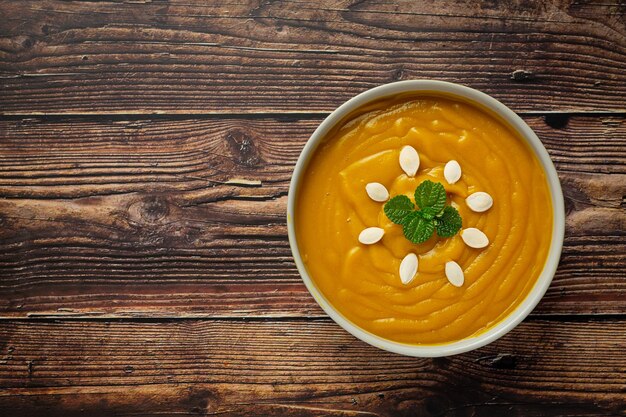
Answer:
295 94 553 345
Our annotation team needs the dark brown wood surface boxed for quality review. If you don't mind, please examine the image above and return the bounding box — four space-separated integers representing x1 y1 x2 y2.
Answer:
0 116 624 319
1 1 625 416
1 320 625 416
1 0 625 114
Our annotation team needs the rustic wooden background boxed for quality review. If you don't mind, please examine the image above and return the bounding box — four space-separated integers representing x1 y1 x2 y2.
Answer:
1 0 625 415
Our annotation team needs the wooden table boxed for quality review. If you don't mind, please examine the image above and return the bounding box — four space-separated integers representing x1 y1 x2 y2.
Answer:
1 1 625 415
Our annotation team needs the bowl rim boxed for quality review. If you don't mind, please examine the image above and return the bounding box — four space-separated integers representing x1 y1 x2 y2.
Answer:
286 80 565 357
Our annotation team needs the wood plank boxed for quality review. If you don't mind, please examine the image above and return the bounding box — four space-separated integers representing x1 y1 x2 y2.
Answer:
1 0 625 114
0 115 624 318
0 319 625 416
0 116 626 317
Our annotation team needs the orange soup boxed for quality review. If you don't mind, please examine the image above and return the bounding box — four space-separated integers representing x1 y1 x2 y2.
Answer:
296 94 553 344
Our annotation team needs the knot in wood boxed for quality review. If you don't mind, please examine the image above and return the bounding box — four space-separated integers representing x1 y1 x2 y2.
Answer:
127 195 170 225
226 129 261 167
544 113 570 129
511 69 536 82
142 196 169 222
21 37 33 49
392 68 406 81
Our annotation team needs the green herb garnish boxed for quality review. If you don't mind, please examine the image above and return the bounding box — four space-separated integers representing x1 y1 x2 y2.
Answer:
384 180 462 244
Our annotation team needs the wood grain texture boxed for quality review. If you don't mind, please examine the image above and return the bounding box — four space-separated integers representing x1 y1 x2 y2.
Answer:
0 115 624 318
1 0 625 114
1 1 625 415
0 319 625 416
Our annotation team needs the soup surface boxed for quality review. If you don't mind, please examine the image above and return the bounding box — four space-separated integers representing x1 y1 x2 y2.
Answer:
296 94 553 344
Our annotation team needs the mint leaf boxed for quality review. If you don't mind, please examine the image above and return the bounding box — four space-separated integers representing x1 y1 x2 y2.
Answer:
420 209 435 221
383 179 461 244
384 195 414 225
435 206 462 237
414 180 446 215
402 212 435 244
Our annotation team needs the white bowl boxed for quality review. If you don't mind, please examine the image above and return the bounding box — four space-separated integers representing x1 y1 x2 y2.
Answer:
287 80 565 357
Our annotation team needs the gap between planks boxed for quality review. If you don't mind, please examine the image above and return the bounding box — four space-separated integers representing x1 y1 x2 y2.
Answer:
0 111 625 121
0 313 625 323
